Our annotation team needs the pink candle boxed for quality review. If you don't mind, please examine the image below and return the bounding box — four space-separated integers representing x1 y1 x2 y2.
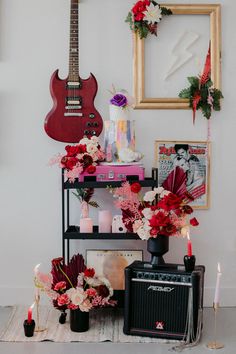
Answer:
27 303 34 324
80 218 93 233
214 262 222 304
98 210 112 233
187 232 192 256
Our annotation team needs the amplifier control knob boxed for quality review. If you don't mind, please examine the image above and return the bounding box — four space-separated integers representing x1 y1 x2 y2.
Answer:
166 276 170 281
172 276 176 281
144 273 149 279
162 275 166 281
137 272 143 279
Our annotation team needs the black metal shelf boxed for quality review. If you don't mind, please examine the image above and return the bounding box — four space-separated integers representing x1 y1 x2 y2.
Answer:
64 225 139 240
64 177 157 189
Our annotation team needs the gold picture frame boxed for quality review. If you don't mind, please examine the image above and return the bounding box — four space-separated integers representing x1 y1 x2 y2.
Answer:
154 140 211 209
133 4 221 109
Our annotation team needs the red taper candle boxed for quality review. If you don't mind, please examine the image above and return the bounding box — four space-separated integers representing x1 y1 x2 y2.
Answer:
187 232 192 257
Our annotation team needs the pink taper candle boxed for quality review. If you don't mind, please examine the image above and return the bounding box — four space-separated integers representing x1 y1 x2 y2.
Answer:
214 262 222 304
98 210 112 233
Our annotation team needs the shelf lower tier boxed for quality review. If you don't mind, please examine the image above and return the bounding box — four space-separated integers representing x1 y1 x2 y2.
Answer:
64 225 139 240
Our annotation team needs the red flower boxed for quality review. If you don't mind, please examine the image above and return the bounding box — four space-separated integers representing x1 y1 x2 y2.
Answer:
149 211 170 228
52 257 64 267
84 268 95 278
162 224 177 236
96 285 110 298
182 205 193 214
157 193 182 211
86 165 96 174
150 227 159 237
57 294 70 306
190 217 199 226
131 182 142 193
132 0 150 21
54 281 66 291
61 156 79 170
86 288 97 298
68 303 78 310
65 144 87 157
81 154 93 168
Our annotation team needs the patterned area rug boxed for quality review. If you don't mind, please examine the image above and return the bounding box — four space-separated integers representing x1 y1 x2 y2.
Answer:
0 306 179 343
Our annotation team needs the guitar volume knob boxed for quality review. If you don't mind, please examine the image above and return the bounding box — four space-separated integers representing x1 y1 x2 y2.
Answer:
91 130 97 136
84 130 90 135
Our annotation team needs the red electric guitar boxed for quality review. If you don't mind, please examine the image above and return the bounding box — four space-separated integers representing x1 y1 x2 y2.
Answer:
44 0 103 143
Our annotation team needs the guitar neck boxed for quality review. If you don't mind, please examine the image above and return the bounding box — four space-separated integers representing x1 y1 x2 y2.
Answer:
69 0 79 81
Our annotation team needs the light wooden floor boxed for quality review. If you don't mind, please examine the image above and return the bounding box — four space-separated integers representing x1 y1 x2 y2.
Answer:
0 307 235 353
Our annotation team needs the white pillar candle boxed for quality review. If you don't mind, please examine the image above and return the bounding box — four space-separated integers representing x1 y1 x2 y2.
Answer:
98 210 112 233
80 218 93 233
214 262 222 304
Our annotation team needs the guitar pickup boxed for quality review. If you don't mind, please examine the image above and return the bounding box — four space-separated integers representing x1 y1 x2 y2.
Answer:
66 96 82 105
65 105 82 110
67 81 81 89
64 112 83 117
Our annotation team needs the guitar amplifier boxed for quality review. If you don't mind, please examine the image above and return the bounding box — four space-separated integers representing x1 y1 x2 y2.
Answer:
124 261 205 341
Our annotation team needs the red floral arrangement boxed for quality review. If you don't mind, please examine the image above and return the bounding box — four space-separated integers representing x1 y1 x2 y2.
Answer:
111 183 199 240
34 254 116 314
51 136 105 182
126 0 172 39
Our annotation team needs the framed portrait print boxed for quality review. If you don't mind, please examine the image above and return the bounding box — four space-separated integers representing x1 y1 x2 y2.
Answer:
86 250 143 290
155 140 210 209
133 4 221 109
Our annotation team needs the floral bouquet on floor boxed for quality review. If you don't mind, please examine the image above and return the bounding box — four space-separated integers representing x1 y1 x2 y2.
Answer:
126 0 172 39
34 254 116 323
111 182 199 240
50 136 105 182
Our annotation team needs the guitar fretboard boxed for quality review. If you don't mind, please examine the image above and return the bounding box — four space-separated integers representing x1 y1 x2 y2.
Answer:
69 0 79 81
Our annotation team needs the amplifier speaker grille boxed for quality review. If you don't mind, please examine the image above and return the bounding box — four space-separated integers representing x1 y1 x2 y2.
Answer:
130 280 189 336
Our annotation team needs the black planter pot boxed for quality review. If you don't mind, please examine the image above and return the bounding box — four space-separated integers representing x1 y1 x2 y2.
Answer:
147 235 169 266
70 309 89 332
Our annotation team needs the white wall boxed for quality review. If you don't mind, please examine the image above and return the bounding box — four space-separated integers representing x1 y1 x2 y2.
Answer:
0 0 235 306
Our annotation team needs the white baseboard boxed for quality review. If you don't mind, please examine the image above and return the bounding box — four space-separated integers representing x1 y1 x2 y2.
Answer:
1 286 236 307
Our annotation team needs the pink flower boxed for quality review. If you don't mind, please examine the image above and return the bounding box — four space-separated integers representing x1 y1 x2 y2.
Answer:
54 281 66 291
68 303 78 310
57 294 70 306
79 299 93 312
86 288 97 298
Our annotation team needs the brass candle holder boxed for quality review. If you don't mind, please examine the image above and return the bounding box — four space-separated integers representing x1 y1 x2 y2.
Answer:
34 293 47 333
206 302 224 350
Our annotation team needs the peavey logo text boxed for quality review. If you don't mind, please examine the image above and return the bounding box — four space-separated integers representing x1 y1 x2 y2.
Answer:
148 285 175 292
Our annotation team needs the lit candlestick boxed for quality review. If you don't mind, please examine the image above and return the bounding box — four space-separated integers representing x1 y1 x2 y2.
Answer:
27 303 35 324
214 262 222 304
187 232 192 257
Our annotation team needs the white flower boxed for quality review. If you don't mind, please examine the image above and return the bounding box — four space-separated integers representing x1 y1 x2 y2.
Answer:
79 137 90 145
90 136 99 144
137 227 150 240
143 190 157 202
143 3 162 24
67 287 86 306
86 276 102 287
154 187 164 194
142 207 154 220
86 143 98 154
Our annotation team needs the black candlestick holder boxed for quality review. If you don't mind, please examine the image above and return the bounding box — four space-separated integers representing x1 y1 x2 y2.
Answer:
23 319 35 337
184 255 196 272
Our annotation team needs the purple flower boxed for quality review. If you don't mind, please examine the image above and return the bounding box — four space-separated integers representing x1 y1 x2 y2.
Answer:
110 94 128 107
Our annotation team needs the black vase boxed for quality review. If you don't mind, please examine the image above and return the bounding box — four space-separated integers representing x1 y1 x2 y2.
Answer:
147 235 169 266
59 310 67 324
70 309 89 332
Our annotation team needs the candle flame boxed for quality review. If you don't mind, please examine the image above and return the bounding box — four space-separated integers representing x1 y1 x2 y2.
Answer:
217 262 221 273
34 263 41 274
30 302 35 310
187 232 190 241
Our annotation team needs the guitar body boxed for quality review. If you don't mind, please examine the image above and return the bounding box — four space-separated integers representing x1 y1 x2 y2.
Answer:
45 70 103 143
